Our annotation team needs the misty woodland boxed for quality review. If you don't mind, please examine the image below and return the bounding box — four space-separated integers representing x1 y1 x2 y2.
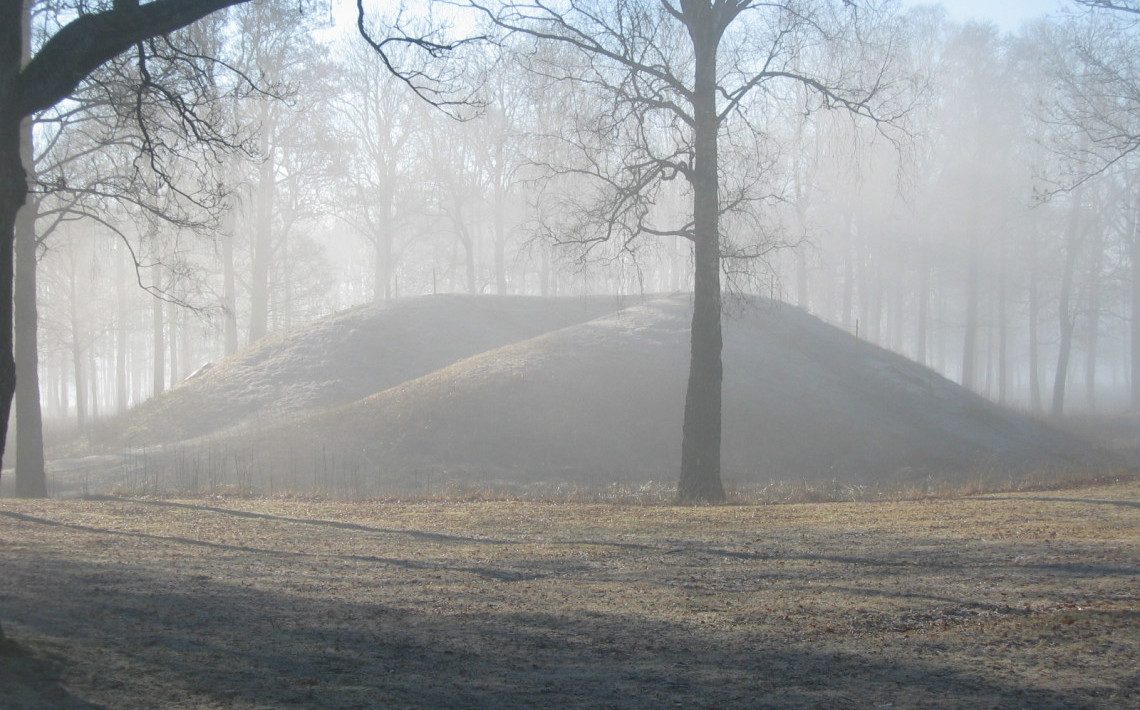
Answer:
0 1 1137 708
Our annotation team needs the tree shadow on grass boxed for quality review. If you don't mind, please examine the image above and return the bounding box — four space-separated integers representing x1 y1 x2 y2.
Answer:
984 496 1140 510
85 496 514 545
0 554 1115 709
0 634 103 708
0 510 540 582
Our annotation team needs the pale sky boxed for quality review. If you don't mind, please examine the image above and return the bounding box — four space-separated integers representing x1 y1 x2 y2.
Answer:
335 1 1070 37
902 0 1066 29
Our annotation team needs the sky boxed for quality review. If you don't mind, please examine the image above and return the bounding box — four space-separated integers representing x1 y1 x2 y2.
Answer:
902 0 1066 30
335 2 1069 36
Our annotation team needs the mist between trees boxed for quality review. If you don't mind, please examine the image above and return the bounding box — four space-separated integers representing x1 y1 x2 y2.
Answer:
2 0 1137 501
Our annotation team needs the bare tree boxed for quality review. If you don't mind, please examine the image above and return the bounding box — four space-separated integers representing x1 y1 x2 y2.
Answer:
0 0 264 485
332 38 427 303
416 0 908 502
1075 0 1140 15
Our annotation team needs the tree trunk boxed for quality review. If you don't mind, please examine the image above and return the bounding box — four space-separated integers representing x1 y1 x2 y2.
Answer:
12 0 44 495
374 190 394 304
795 248 808 311
841 212 855 329
70 266 87 433
88 342 99 422
115 246 129 412
1130 192 1140 410
891 251 905 353
167 299 179 385
179 302 192 382
152 265 165 397
221 206 238 356
961 255 979 391
1085 224 1103 412
1130 194 1140 410
14 145 43 495
248 117 274 343
915 245 929 366
1052 194 1084 416
494 191 508 295
0 6 26 475
1028 222 1043 413
997 244 1008 406
678 25 724 504
456 216 476 295
539 246 550 297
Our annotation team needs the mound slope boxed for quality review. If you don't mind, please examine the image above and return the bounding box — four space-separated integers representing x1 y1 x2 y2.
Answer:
230 296 1102 489
96 295 620 448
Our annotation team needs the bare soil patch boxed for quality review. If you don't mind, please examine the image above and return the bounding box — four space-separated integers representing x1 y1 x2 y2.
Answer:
1 483 1136 708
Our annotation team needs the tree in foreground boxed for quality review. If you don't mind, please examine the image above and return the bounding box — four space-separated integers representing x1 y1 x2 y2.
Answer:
0 0 267 488
421 0 911 502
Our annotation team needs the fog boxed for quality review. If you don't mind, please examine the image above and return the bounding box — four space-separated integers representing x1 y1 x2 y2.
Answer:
0 1 1137 705
0 0 1131 504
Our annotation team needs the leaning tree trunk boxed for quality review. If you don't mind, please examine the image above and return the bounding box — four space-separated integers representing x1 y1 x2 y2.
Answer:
678 33 724 504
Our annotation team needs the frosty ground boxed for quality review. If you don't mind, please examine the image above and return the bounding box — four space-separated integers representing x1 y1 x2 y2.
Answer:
1 481 1136 708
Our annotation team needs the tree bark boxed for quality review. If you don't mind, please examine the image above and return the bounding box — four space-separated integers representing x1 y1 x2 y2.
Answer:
493 193 507 295
0 5 24 480
997 245 1008 406
1085 223 1103 412
961 255 979 391
221 204 238 356
167 299 179 385
115 246 129 412
1052 193 1084 416
915 245 929 366
13 0 44 495
87 340 99 421
1028 222 1043 413
1130 192 1140 410
152 264 165 397
248 122 274 343
14 135 43 496
374 186 393 304
68 263 87 432
678 19 724 504
0 0 256 472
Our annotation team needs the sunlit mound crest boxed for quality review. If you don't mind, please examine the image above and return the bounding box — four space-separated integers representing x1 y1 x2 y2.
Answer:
84 294 1105 495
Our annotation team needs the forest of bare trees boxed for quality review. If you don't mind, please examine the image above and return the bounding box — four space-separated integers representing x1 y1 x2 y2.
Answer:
0 0 1136 502
1 3 1138 705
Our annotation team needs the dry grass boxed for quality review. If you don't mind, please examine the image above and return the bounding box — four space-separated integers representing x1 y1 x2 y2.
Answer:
99 468 1138 506
1 481 1137 708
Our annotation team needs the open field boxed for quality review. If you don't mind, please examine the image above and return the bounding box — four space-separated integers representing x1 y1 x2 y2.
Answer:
1 482 1137 708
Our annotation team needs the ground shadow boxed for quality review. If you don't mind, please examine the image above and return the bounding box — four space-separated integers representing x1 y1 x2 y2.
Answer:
0 553 1116 709
85 496 515 545
985 496 1140 510
0 635 103 708
0 510 540 582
